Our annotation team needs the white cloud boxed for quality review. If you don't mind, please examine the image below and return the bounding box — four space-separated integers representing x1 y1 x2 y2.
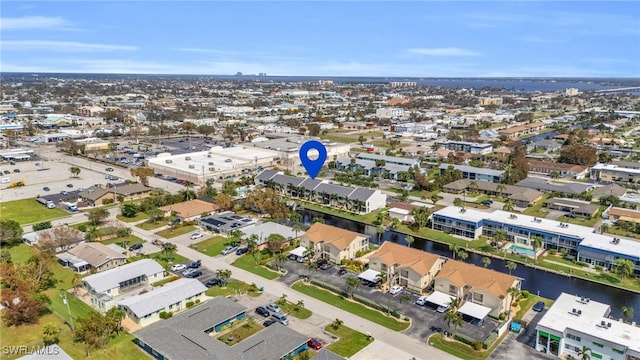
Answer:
0 16 72 30
2 40 137 52
407 47 479 56
174 48 242 56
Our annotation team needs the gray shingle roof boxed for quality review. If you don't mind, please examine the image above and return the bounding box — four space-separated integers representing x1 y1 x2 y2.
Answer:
348 187 376 202
314 349 348 360
79 186 110 202
83 259 164 294
133 297 308 360
439 163 504 177
516 177 591 195
299 178 323 191
255 169 278 182
117 278 206 318
271 174 305 187
315 183 355 198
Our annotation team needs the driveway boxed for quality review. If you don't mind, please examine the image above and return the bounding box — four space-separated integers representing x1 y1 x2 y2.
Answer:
488 309 555 360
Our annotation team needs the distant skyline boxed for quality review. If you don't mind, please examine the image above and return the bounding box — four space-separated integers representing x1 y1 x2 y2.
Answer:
1 1 639 77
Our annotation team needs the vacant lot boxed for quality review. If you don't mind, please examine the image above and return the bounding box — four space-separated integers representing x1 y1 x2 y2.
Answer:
1 198 68 225
325 324 372 358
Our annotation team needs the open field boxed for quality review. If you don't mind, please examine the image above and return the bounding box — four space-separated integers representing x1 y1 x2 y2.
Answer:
324 324 372 358
232 255 281 280
1 198 68 225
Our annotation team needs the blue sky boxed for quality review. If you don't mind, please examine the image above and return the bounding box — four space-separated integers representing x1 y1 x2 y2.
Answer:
1 1 639 77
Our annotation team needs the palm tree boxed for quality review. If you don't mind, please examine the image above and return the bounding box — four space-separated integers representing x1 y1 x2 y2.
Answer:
614 259 633 280
482 256 491 268
502 200 515 212
246 234 259 263
345 276 361 298
330 318 343 330
71 273 83 296
496 183 507 197
275 253 288 272
375 271 388 287
599 223 609 234
390 218 400 230
469 180 478 194
621 306 634 320
444 311 463 333
449 297 461 313
457 250 469 262
292 224 302 238
506 261 517 275
162 242 178 262
577 345 592 360
507 287 521 316
216 269 232 286
405 235 414 248
530 235 544 260
69 166 81 178
493 229 507 247
399 294 411 316
307 261 318 280
449 243 459 259
278 293 288 305
296 299 305 310
376 225 385 243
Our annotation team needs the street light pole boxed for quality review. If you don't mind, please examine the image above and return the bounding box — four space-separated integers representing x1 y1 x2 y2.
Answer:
60 291 74 331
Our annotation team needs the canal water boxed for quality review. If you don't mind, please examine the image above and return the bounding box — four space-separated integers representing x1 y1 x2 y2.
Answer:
301 209 640 322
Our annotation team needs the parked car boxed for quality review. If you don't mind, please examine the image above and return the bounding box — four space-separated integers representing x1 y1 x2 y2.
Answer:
416 296 428 306
266 303 282 313
263 318 277 327
170 264 187 272
430 326 443 333
3 170 10 175
436 305 451 313
42 186 50 191
168 218 181 226
255 306 270 318
319 262 332 270
205 278 222 287
533 301 545 312
105 167 114 172
60 190 68 195
187 260 201 269
337 267 347 275
13 169 20 173
389 285 403 295
129 243 143 251
184 270 202 278
190 232 204 240
66 183 73 188
315 259 328 266
271 313 288 326
481 200 493 206
221 245 238 255
307 338 323 350
236 247 248 255
105 175 118 180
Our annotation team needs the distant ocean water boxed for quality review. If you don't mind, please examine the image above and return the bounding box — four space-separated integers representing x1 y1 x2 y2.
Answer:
2 72 639 93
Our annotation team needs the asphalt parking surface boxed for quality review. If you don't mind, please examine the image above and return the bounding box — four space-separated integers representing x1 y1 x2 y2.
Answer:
488 309 555 360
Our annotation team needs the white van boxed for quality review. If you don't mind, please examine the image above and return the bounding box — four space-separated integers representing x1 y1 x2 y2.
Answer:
1 178 9 184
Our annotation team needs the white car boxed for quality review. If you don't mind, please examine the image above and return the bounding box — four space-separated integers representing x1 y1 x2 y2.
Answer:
436 305 451 313
389 285 403 295
190 232 204 240
416 296 428 306
170 264 187 272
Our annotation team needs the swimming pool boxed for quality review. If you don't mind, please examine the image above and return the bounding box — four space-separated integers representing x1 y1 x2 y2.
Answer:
508 244 536 256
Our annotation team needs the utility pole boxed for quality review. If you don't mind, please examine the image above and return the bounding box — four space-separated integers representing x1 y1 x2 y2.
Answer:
61 291 74 331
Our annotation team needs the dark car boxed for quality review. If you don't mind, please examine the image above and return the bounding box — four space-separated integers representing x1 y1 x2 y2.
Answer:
337 267 347 275
533 301 545 312
43 186 50 191
255 306 270 318
105 167 114 172
184 270 202 278
307 338 323 350
129 243 143 251
205 278 222 287
187 260 201 269
315 259 328 266
168 218 181 226
236 247 249 255
3 170 10 174
13 169 20 173
430 326 443 333
481 200 493 206
263 319 277 327
66 183 73 188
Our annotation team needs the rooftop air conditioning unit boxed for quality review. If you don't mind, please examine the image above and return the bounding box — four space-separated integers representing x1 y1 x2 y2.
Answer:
188 164 195 169
209 167 215 171
185 156 191 160
209 162 214 166
600 320 606 326
577 310 582 315
607 322 611 328
165 159 172 163
208 154 212 158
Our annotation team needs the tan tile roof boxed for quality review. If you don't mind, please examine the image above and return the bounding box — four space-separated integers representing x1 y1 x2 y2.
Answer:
304 223 363 250
159 199 219 218
371 241 442 276
435 259 517 299
609 207 640 220
68 242 125 267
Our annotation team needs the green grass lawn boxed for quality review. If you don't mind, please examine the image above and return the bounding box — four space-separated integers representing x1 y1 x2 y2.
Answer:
319 134 356 143
204 279 263 297
190 235 234 256
101 234 143 246
514 295 554 320
232 255 281 280
7 243 36 263
277 300 313 319
155 224 196 238
128 252 189 269
292 283 409 331
217 320 264 346
116 212 149 223
324 324 372 358
137 218 169 230
428 333 487 360
521 195 551 218
1 198 69 225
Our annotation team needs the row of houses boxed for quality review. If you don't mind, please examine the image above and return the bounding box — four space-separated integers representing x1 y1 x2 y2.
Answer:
432 206 640 275
255 169 387 214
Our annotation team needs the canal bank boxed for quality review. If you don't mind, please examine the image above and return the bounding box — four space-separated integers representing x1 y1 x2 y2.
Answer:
297 206 640 323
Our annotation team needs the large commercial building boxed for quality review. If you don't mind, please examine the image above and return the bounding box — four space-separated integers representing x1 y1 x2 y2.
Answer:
335 153 422 180
146 145 281 185
249 136 350 166
431 206 640 275
535 293 640 359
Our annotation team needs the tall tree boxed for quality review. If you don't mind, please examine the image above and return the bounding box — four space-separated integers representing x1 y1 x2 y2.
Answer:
0 219 23 246
345 276 360 298
129 167 155 186
614 259 633 280
69 166 81 178
576 346 592 360
558 144 597 166
405 235 415 248
162 242 178 262
86 208 109 230
506 261 517 275
482 256 491 268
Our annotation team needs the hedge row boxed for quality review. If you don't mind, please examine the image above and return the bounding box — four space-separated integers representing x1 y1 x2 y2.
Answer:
483 332 498 349
309 279 400 318
454 333 477 346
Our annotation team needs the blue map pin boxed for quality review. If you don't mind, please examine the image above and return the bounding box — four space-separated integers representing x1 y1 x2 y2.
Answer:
299 140 327 179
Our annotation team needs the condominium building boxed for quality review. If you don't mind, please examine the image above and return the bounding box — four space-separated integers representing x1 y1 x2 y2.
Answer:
498 121 546 139
535 293 640 359
431 206 640 275
439 164 504 183
591 163 640 183
439 140 494 155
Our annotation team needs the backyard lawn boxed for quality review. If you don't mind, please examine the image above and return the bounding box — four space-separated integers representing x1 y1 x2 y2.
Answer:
128 252 188 269
155 224 196 238
116 212 149 223
7 243 36 263
514 295 554 320
204 279 263 297
100 234 144 247
191 235 234 256
324 324 372 358
232 255 281 280
1 198 68 225
137 218 169 230
292 283 409 331
217 319 264 346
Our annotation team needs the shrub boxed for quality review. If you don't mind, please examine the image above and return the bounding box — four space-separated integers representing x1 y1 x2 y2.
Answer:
159 311 173 319
77 224 87 232
499 313 506 321
521 290 530 299
548 249 557 255
575 261 588 267
595 265 603 271
33 221 52 231
195 299 201 304
453 333 476 346
483 333 498 349
103 198 115 205
473 341 483 351
186 301 194 308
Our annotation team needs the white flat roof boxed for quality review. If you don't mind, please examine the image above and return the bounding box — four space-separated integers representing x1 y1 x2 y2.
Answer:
358 269 380 283
389 207 410 215
458 301 492 320
426 291 453 307
289 246 307 258
537 293 640 353
433 206 640 259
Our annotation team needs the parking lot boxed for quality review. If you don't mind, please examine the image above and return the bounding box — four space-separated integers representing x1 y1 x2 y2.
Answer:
488 309 554 360
169 258 219 285
280 260 499 342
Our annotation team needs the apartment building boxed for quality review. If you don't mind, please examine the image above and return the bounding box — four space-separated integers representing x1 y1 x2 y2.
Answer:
439 164 504 183
535 293 640 359
442 179 543 208
498 121 546 139
591 163 640 183
527 159 589 179
300 223 369 264
439 140 494 155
